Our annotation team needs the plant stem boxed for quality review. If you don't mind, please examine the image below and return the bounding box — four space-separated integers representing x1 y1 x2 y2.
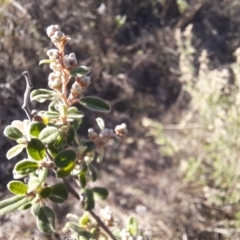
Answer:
63 179 117 240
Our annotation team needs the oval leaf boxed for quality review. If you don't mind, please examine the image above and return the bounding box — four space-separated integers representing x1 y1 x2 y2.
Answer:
37 206 55 234
70 66 90 77
6 144 25 160
31 202 41 216
38 168 48 183
29 122 46 137
27 138 46 160
54 149 76 168
30 89 56 103
14 159 39 176
67 223 91 239
39 127 59 145
40 186 52 198
39 59 54 65
0 196 31 215
18 202 32 210
56 160 75 178
127 216 138 237
48 183 68 203
28 176 41 193
92 187 109 200
66 127 75 144
4 126 23 140
82 188 95 211
79 97 111 113
88 164 97 182
79 171 87 188
7 181 28 195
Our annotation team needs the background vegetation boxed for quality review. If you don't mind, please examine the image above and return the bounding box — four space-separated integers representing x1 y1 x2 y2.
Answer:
1 0 240 239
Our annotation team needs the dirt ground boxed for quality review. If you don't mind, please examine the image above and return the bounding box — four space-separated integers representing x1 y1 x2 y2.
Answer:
1 0 240 239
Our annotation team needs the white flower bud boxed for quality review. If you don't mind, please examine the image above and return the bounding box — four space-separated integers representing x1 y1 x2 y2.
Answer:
48 72 62 90
69 53 77 66
115 123 127 137
63 54 70 68
50 62 61 72
47 49 59 59
88 128 98 140
71 82 82 96
46 25 60 37
51 30 64 42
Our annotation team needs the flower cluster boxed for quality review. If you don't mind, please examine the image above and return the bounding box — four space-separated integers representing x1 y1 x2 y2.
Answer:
88 123 127 147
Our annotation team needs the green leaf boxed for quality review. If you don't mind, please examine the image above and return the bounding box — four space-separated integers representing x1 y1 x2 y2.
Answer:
6 144 25 160
81 161 88 172
7 180 28 195
67 107 84 121
37 206 55 234
92 187 109 200
66 127 75 144
79 212 90 226
48 102 58 112
79 97 111 113
27 138 46 160
0 195 25 209
14 159 39 175
30 89 56 103
54 132 64 148
69 66 90 77
127 216 138 237
40 186 52 198
81 188 95 211
54 149 76 168
70 119 81 131
0 196 31 215
88 164 97 182
29 122 46 137
48 143 60 158
79 171 87 188
82 140 96 153
31 202 41 216
38 168 48 183
44 111 60 119
65 222 91 239
96 117 105 130
4 126 23 140
18 202 32 210
39 59 54 65
97 148 104 163
39 127 59 145
56 162 75 178
28 176 41 193
48 183 68 203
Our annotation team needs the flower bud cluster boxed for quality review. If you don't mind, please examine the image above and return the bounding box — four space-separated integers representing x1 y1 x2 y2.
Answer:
46 25 71 47
70 76 91 99
99 206 114 226
63 53 77 69
88 123 127 147
115 123 128 137
48 72 62 91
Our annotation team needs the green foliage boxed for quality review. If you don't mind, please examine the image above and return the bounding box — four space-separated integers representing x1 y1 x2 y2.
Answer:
79 97 111 113
37 206 56 234
7 181 28 195
48 183 68 203
70 66 90 77
0 24 132 238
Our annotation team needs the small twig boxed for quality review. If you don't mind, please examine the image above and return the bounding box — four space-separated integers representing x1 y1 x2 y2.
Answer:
89 210 117 240
63 178 117 240
62 179 80 200
22 71 33 120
